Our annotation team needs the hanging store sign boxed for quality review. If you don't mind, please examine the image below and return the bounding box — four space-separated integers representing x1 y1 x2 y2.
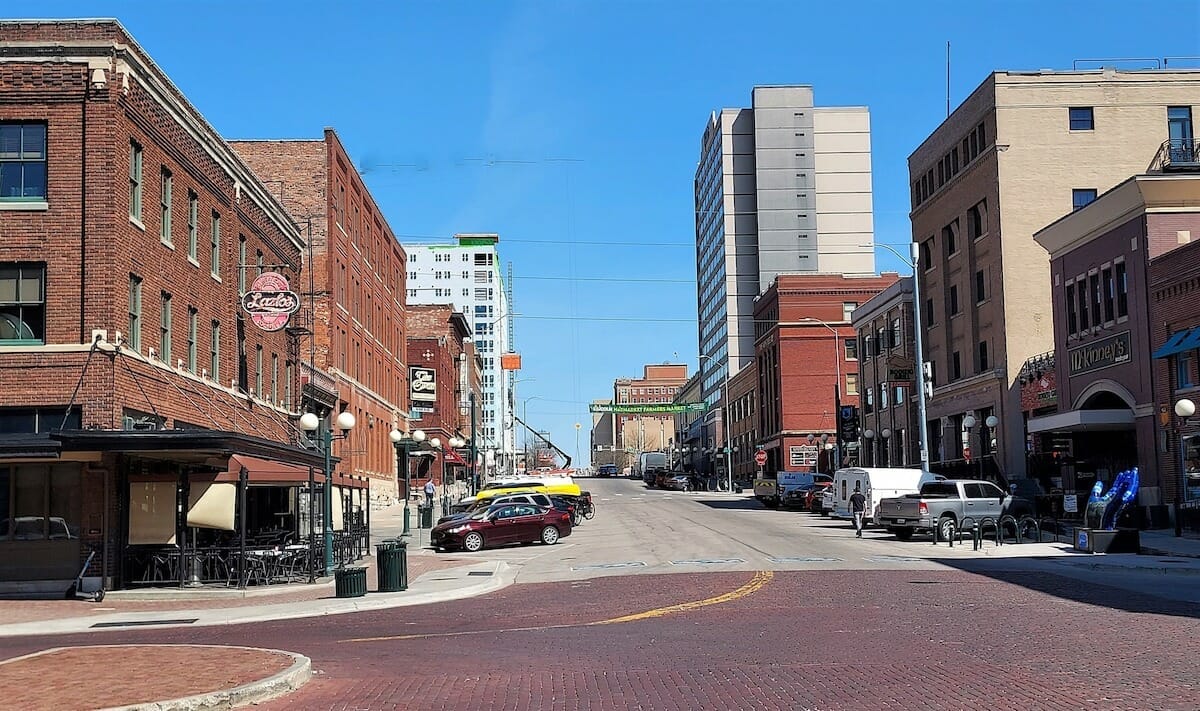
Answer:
410 366 437 403
242 272 300 332
1068 331 1131 377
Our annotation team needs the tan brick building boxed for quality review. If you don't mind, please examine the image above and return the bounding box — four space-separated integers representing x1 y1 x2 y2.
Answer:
232 130 410 506
613 364 689 471
908 68 1200 481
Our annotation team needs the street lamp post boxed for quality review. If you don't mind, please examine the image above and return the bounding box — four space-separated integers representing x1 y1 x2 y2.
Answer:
866 242 931 470
1174 398 1195 537
388 428 426 535
299 410 356 576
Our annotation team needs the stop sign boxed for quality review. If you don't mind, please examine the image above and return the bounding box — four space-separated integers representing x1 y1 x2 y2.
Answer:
754 449 768 466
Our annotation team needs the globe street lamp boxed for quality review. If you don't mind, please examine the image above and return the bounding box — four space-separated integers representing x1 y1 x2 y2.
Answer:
299 410 356 576
389 428 425 535
863 428 875 466
1174 398 1195 537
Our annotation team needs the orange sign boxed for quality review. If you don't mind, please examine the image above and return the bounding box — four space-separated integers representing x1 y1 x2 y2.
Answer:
501 352 522 370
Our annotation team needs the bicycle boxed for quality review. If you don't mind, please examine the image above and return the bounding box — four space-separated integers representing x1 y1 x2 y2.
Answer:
582 500 595 520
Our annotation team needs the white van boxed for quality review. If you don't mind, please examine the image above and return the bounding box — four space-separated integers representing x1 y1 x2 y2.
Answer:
830 467 945 524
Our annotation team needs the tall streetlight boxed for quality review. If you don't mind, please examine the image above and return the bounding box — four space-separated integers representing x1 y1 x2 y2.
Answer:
1174 398 1195 537
863 242 930 470
299 410 356 576
388 428 425 535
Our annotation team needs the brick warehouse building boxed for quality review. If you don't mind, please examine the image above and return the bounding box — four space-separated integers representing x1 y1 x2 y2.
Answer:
232 130 411 507
405 305 479 495
0 20 363 592
753 273 899 474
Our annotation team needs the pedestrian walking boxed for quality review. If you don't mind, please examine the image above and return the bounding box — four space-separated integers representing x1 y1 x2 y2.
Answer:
424 479 436 507
850 484 866 538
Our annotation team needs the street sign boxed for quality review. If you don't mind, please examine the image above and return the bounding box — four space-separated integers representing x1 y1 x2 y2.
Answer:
754 449 768 466
588 402 706 414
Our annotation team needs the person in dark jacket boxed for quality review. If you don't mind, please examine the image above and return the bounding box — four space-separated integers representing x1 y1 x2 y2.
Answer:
849 484 867 538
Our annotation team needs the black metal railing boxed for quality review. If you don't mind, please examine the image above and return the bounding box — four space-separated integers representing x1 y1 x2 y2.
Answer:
1153 138 1200 171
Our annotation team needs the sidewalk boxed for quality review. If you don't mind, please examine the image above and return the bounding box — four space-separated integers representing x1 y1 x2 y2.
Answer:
1138 528 1200 559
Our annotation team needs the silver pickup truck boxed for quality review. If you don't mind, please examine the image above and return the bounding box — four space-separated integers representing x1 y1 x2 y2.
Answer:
877 480 1030 541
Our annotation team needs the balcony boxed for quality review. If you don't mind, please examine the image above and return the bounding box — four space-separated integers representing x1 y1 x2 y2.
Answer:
1152 139 1200 172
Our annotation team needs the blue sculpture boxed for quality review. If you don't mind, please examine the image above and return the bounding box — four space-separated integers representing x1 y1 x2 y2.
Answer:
1086 468 1140 530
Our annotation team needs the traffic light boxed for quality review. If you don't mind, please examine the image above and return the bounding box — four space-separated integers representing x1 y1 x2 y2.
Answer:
922 361 934 399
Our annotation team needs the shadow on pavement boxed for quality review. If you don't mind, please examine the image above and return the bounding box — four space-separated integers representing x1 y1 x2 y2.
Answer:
931 557 1200 620
695 499 774 511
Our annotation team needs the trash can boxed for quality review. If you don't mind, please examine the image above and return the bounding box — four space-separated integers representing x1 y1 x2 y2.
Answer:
376 539 408 592
334 566 367 598
418 504 434 528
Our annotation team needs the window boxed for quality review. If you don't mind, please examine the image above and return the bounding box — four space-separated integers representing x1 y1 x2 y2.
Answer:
210 320 220 381
968 200 987 240
864 386 874 414
952 351 961 380
1102 267 1115 323
978 341 989 371
925 298 935 328
1089 273 1102 329
159 167 172 244
187 307 198 373
285 360 293 408
845 338 858 360
0 464 81 542
159 292 171 360
891 318 902 350
128 140 144 223
1066 282 1077 334
255 344 263 395
921 239 933 271
0 263 45 343
877 326 888 351
975 270 986 303
210 211 221 277
187 191 198 260
127 275 142 352
1078 278 1090 330
1178 352 1196 389
894 386 905 405
863 336 873 359
1115 261 1128 317
1072 189 1098 211
879 383 888 408
949 285 960 315
943 220 958 256
842 302 857 321
238 236 247 293
0 123 47 201
1069 107 1094 131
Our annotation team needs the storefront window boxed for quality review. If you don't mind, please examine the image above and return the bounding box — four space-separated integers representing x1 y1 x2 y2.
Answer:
0 464 81 540
1185 435 1200 502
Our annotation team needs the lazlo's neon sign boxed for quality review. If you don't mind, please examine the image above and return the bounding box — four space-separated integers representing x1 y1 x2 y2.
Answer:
242 272 300 332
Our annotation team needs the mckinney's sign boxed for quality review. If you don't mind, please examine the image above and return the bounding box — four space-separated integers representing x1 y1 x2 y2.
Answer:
241 272 300 332
589 403 707 414
1068 331 1131 377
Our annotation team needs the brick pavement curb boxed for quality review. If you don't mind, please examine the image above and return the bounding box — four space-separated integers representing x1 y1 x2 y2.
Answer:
97 645 311 711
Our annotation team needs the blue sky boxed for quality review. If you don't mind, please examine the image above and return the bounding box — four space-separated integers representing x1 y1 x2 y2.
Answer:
21 0 1200 463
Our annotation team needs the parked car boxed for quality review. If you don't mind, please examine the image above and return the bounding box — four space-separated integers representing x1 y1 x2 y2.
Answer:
662 475 693 491
431 503 572 552
804 482 833 511
877 479 1034 541
597 464 619 477
437 492 552 526
815 488 836 516
781 484 816 509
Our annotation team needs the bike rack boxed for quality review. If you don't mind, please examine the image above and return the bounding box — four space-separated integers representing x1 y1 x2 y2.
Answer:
998 515 1020 545
1038 517 1060 543
956 516 976 549
1016 516 1041 544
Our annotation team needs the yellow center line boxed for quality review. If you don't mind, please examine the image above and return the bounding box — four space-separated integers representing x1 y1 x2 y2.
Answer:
342 570 774 644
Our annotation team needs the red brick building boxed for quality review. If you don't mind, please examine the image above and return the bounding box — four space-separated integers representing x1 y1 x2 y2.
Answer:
405 305 477 493
753 273 899 474
613 364 689 472
0 20 338 590
1033 172 1200 528
232 131 410 506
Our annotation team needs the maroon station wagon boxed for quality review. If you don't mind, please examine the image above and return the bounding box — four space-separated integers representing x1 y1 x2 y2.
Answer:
431 503 572 552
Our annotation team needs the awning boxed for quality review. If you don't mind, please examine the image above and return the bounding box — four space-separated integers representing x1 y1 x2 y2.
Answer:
1026 408 1135 433
1153 326 1200 359
222 454 314 484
